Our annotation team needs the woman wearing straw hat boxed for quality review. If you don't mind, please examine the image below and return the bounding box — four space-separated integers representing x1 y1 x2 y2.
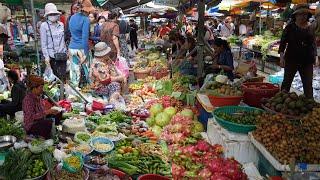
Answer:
68 0 95 88
279 4 315 98
90 42 125 98
40 3 67 81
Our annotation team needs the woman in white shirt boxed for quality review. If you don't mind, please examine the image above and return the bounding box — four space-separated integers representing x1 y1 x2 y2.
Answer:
40 3 67 81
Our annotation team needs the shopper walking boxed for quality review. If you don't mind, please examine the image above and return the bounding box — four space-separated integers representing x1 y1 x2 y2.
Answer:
65 2 80 46
68 0 95 88
119 16 130 60
40 3 67 82
279 4 315 98
100 10 120 60
129 19 138 51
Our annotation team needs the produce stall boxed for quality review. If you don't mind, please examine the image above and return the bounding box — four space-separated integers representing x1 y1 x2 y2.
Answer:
1 44 320 180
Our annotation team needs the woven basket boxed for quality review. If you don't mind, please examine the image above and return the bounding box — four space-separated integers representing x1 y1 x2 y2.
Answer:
134 69 150 80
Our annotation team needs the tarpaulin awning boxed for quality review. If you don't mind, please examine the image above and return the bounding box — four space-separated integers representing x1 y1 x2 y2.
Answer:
0 0 153 10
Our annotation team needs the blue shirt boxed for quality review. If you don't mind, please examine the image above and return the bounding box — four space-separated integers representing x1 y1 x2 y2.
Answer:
68 13 90 56
218 50 234 80
91 24 102 44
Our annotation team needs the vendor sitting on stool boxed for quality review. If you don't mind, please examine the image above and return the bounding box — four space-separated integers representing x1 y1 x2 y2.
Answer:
22 75 60 139
209 38 234 81
0 70 26 117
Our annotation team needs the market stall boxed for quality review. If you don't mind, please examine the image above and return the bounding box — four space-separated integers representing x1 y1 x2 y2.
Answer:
1 0 320 179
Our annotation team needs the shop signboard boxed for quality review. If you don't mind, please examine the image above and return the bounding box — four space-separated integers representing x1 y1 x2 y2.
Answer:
153 0 179 7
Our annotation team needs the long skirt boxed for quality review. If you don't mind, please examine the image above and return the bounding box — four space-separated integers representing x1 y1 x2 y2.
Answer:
119 34 130 63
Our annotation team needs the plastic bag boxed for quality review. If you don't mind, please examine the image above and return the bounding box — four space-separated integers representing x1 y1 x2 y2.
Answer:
44 66 56 82
109 93 126 111
115 57 129 78
200 74 215 91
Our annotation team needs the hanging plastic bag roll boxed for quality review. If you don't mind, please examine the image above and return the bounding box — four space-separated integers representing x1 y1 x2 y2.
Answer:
43 66 56 82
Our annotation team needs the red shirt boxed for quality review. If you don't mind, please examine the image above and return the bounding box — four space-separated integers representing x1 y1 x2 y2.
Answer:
159 26 171 37
60 15 67 27
23 92 46 131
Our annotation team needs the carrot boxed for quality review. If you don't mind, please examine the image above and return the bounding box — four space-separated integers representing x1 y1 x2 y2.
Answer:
149 136 158 141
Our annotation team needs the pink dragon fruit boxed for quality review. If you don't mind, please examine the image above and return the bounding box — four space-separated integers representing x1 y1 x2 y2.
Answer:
196 140 211 152
198 168 212 179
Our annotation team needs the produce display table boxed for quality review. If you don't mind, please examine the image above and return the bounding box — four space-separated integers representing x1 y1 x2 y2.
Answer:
207 118 259 165
249 133 320 176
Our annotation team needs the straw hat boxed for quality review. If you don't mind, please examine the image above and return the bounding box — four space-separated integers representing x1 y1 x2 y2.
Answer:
94 42 111 57
292 4 311 17
44 3 61 17
81 0 95 13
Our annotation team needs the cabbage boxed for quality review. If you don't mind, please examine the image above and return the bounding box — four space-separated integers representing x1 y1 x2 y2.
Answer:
152 125 163 137
150 103 163 116
180 109 194 119
163 107 177 118
146 117 155 126
192 121 204 134
155 112 171 127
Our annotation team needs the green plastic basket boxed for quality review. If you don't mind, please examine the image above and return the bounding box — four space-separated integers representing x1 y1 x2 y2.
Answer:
62 153 84 173
212 106 264 134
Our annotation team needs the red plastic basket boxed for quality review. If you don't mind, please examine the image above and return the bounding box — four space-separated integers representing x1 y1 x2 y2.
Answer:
242 82 280 107
112 169 133 180
138 174 170 180
207 95 243 107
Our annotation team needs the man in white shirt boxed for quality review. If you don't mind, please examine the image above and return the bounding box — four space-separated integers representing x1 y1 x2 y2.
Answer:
239 22 247 36
219 17 234 38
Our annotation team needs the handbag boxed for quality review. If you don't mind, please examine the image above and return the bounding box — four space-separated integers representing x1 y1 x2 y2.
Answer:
47 22 67 61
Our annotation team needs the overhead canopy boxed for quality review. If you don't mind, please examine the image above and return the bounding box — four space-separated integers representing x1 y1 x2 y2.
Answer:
0 0 152 10
130 2 177 14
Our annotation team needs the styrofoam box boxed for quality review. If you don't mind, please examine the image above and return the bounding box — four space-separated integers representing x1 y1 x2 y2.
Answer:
207 118 259 165
243 162 264 180
249 133 320 172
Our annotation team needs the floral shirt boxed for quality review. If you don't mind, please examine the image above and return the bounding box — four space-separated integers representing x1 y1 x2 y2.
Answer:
22 92 46 131
90 60 109 84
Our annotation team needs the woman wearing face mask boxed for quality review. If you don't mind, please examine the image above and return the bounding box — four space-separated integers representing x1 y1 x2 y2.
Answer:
69 0 95 88
91 16 106 44
40 3 67 81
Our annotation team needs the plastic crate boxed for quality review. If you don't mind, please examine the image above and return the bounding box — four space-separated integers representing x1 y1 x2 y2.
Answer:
268 75 283 85
257 150 282 177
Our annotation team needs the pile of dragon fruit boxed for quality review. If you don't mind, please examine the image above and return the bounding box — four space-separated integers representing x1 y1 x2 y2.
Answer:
158 111 248 179
169 139 248 180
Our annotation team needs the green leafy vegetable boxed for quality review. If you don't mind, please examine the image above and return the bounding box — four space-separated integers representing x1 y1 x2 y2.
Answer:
0 149 33 180
0 118 24 139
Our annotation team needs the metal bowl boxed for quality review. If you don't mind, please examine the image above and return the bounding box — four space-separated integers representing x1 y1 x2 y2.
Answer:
0 135 17 149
